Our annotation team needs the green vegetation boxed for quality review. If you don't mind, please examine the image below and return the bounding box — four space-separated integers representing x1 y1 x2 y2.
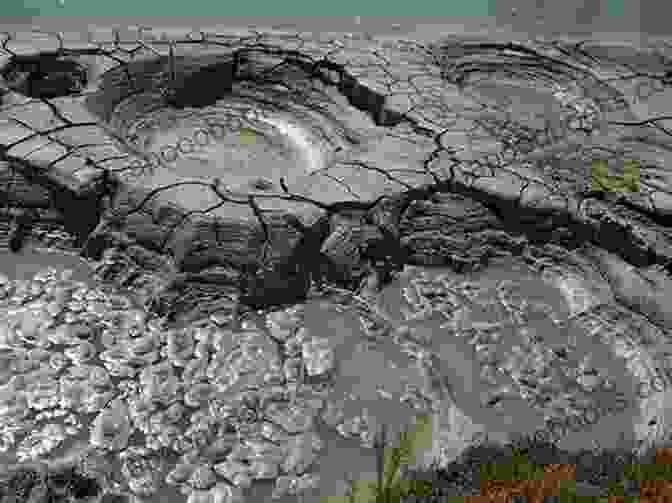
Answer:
239 127 258 145
324 414 435 503
591 159 641 193
323 417 672 503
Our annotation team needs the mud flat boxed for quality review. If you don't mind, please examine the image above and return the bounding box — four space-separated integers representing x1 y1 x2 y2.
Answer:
2 22 672 503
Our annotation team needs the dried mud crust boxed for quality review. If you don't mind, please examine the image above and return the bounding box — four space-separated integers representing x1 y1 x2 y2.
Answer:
2 25 672 485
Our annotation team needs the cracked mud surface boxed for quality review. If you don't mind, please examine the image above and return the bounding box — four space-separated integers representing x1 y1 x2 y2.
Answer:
2 21 672 502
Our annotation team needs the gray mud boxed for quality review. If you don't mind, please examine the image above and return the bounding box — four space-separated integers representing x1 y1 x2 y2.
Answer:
2 19 672 503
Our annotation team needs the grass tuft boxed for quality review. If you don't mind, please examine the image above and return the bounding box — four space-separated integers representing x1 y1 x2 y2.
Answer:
337 419 672 503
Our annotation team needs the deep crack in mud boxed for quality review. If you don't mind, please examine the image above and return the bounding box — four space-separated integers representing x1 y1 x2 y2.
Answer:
2 24 672 503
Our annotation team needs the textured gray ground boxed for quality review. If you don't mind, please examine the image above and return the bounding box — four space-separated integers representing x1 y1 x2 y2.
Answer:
2 19 672 503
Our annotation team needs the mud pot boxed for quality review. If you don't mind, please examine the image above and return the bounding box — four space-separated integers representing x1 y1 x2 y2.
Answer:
2 21 672 503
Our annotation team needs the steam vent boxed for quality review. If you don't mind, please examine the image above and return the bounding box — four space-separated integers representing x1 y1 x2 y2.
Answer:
2 24 672 503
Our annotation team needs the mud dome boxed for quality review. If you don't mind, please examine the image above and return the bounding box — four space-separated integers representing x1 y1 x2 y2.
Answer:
3 25 672 503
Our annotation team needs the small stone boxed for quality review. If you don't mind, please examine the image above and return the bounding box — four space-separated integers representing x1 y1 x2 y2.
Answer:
49 352 70 372
59 379 90 410
124 309 147 329
99 493 131 503
201 436 236 462
283 357 304 382
272 476 295 499
267 310 300 329
105 294 133 311
165 463 196 485
193 340 211 359
65 425 81 435
182 356 210 385
87 301 108 316
282 432 322 475
127 476 158 497
188 465 217 490
25 380 61 410
301 337 335 377
214 460 250 481
164 402 186 423
183 382 217 408
209 311 232 326
245 438 286 463
69 322 96 340
140 361 180 403
284 337 303 358
59 269 75 281
263 360 286 386
229 473 253 490
248 459 279 479
155 423 182 447
64 341 98 363
67 300 86 312
265 401 315 434
82 390 118 414
84 290 101 302
267 325 294 342
89 365 113 388
128 334 159 356
90 399 132 451
295 473 320 492
165 330 195 363
259 421 289 444
26 348 51 361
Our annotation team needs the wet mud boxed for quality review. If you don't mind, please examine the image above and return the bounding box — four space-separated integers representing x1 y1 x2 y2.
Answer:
2 21 672 503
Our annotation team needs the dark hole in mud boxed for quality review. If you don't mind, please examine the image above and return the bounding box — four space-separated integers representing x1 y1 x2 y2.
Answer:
0 54 88 99
164 59 240 109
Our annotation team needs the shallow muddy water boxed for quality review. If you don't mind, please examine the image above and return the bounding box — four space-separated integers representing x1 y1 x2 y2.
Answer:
375 258 646 455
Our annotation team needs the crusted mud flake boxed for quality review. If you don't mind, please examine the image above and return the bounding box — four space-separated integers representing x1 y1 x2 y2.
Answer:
90 399 133 451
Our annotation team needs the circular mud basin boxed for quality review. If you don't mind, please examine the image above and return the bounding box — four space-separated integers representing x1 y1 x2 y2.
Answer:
117 103 317 195
376 254 671 465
